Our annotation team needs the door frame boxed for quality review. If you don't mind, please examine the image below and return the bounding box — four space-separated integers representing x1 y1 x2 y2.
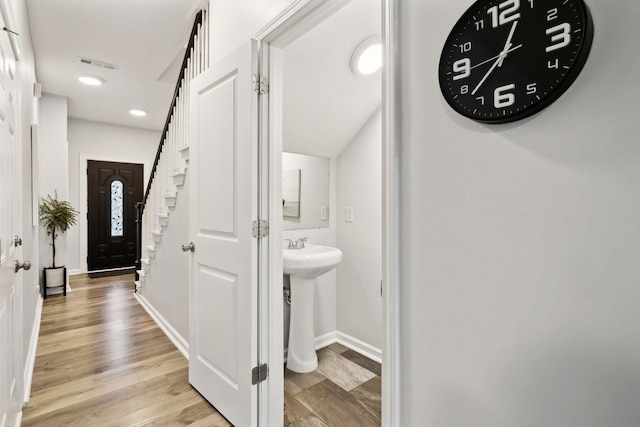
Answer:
78 154 150 275
256 0 399 425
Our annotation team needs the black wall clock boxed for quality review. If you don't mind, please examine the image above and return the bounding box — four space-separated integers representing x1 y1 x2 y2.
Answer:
438 0 594 124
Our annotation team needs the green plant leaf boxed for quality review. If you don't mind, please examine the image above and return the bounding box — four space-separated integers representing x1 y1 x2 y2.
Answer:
39 191 79 267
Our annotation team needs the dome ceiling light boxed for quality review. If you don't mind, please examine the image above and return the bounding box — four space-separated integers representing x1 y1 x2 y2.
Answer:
351 36 382 76
78 75 104 86
128 108 148 117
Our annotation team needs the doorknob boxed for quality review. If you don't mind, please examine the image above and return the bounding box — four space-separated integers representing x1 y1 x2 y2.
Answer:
15 260 32 273
14 235 22 246
181 242 195 252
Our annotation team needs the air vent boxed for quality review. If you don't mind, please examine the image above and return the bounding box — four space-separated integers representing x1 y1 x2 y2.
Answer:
79 57 119 71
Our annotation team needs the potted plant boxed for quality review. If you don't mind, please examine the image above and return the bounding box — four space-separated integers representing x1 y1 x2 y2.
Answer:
40 192 79 295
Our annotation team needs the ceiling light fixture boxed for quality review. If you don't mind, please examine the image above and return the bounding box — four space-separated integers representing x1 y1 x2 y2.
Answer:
129 108 148 117
78 75 104 86
351 36 382 76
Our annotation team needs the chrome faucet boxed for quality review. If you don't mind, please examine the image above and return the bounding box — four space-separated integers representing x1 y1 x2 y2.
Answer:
284 237 308 249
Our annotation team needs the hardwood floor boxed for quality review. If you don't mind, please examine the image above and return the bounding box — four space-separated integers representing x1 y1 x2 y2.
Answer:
22 273 381 426
22 273 230 426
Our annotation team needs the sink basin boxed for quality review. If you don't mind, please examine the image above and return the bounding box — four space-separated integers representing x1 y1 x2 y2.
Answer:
283 245 342 279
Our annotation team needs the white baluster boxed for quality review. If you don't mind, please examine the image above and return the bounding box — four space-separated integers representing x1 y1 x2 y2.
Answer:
205 9 210 69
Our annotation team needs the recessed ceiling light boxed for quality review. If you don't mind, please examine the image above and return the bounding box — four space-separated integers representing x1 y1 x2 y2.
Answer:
129 108 147 117
78 75 104 86
351 36 383 76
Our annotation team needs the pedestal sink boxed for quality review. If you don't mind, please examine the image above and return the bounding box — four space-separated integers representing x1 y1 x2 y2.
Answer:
284 244 342 373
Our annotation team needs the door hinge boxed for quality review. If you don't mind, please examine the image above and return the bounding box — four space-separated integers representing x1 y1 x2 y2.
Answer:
252 220 269 238
252 74 268 95
252 363 268 385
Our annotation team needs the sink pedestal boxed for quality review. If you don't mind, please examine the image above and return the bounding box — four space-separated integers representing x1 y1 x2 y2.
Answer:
283 244 342 373
287 276 318 373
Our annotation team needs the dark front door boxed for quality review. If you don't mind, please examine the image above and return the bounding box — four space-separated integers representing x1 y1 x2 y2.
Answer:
87 160 143 271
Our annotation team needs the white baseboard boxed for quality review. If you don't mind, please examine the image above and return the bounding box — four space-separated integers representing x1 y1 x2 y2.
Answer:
336 331 382 364
315 331 337 350
134 293 189 359
283 330 382 364
68 269 82 276
23 295 43 403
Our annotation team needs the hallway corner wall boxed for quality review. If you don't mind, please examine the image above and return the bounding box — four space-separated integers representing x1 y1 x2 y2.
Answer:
138 171 191 347
397 0 640 425
336 107 383 353
37 94 68 280
67 118 159 274
208 0 292 64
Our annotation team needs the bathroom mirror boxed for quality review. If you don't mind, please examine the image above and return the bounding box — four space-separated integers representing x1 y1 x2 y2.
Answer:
283 169 301 218
283 152 330 230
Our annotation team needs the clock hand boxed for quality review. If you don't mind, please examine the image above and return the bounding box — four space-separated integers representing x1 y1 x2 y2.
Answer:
471 21 519 95
470 44 523 70
471 55 503 95
497 20 518 67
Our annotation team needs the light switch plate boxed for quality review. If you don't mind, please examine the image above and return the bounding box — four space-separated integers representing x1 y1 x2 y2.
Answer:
345 207 354 223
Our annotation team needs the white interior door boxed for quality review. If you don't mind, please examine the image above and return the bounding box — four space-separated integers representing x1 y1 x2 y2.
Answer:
0 6 22 426
189 40 259 427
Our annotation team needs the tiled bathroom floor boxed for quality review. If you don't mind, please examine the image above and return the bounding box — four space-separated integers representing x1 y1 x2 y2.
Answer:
284 343 381 427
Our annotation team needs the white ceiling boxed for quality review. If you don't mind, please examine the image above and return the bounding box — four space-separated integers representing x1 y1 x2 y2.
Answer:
27 0 203 130
26 0 381 151
282 0 381 158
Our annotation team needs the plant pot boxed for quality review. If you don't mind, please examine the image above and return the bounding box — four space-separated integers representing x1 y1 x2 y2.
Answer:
45 267 66 287
43 267 67 299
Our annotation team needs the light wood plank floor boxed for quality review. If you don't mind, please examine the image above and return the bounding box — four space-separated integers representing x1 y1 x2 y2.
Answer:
22 273 381 426
22 273 231 426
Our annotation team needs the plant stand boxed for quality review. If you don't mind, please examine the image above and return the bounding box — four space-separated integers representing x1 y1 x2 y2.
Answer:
43 267 67 299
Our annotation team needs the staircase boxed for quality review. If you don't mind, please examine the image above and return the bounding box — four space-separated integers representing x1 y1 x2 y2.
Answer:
135 8 209 292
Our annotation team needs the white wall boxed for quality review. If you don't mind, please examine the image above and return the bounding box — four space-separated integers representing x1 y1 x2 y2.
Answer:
336 108 382 352
38 94 68 273
139 171 190 344
67 118 159 274
398 0 640 425
209 0 293 63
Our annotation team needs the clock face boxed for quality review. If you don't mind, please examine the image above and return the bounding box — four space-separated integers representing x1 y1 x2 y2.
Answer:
438 0 594 124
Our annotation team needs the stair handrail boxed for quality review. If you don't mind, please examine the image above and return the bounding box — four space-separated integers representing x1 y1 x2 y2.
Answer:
135 10 205 286
141 10 204 214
